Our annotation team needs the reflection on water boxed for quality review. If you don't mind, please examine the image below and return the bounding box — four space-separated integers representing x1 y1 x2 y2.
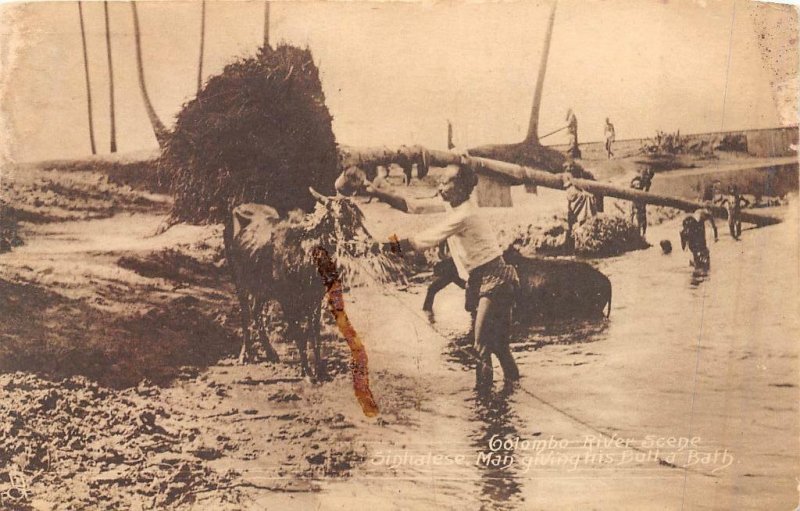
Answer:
468 384 524 511
445 317 610 508
445 319 609 367
689 268 710 287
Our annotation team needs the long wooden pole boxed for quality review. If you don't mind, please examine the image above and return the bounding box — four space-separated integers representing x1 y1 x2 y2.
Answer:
344 146 784 226
431 151 782 226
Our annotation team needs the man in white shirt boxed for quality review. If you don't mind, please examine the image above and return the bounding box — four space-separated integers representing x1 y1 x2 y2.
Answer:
382 163 520 391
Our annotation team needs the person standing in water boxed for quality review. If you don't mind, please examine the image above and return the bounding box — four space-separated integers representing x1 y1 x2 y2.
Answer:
378 157 520 391
680 206 718 269
629 167 655 237
720 185 750 240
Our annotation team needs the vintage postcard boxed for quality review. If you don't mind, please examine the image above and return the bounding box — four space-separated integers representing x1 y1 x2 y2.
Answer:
0 0 797 509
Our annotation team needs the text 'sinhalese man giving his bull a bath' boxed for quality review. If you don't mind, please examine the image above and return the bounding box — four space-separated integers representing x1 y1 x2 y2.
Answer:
0 0 798 510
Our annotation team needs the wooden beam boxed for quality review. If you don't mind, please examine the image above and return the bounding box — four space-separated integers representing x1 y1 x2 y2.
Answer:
344 146 784 226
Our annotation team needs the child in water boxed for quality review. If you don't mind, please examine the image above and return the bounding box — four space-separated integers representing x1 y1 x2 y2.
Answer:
680 207 718 270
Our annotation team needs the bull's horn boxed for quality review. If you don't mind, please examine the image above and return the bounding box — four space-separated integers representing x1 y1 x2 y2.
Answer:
308 187 330 204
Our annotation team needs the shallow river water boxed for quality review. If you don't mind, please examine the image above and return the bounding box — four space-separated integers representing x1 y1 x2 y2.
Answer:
318 204 799 511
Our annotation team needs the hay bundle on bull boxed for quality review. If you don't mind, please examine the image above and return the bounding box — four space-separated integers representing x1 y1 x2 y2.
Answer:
160 45 406 405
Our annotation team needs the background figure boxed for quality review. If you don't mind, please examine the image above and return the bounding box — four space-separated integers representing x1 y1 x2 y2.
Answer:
604 118 616 158
694 206 719 242
565 108 581 159
680 207 718 269
721 185 751 240
638 167 655 192
629 174 648 237
563 174 598 233
680 215 710 269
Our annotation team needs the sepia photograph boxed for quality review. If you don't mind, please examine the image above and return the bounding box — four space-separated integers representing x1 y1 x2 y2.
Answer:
0 0 798 509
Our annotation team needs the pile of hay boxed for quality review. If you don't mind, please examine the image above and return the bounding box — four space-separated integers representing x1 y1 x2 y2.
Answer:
572 214 649 257
160 44 339 224
502 214 648 259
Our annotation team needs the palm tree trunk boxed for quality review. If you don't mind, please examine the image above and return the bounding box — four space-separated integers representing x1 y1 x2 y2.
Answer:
197 0 205 94
103 1 116 153
263 1 270 48
78 1 96 155
524 0 558 145
131 2 169 149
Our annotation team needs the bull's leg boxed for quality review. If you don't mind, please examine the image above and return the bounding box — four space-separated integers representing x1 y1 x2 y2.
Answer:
310 304 323 380
424 258 463 312
253 298 280 363
288 318 312 380
237 291 252 365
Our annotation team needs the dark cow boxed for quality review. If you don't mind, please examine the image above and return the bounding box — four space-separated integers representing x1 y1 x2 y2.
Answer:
423 246 612 320
504 247 612 320
224 203 322 374
224 191 389 377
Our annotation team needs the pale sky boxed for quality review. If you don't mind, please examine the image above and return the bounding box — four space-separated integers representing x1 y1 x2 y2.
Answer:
0 0 795 162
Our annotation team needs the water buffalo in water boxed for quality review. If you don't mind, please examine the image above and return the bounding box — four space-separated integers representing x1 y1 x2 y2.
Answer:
423 246 611 320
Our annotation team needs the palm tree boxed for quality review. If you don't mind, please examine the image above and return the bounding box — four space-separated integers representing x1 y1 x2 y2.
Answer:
264 1 270 48
77 1 96 155
467 0 564 170
130 2 168 148
103 1 116 153
197 0 205 94
524 0 558 145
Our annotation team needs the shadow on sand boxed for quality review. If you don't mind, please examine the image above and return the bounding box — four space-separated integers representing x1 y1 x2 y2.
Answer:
0 279 237 388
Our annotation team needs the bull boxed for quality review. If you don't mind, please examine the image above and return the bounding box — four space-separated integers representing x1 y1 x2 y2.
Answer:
423 246 612 321
224 202 322 374
224 190 405 378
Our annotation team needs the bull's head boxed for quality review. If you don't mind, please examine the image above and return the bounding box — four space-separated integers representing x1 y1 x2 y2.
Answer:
307 187 368 251
305 187 406 287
